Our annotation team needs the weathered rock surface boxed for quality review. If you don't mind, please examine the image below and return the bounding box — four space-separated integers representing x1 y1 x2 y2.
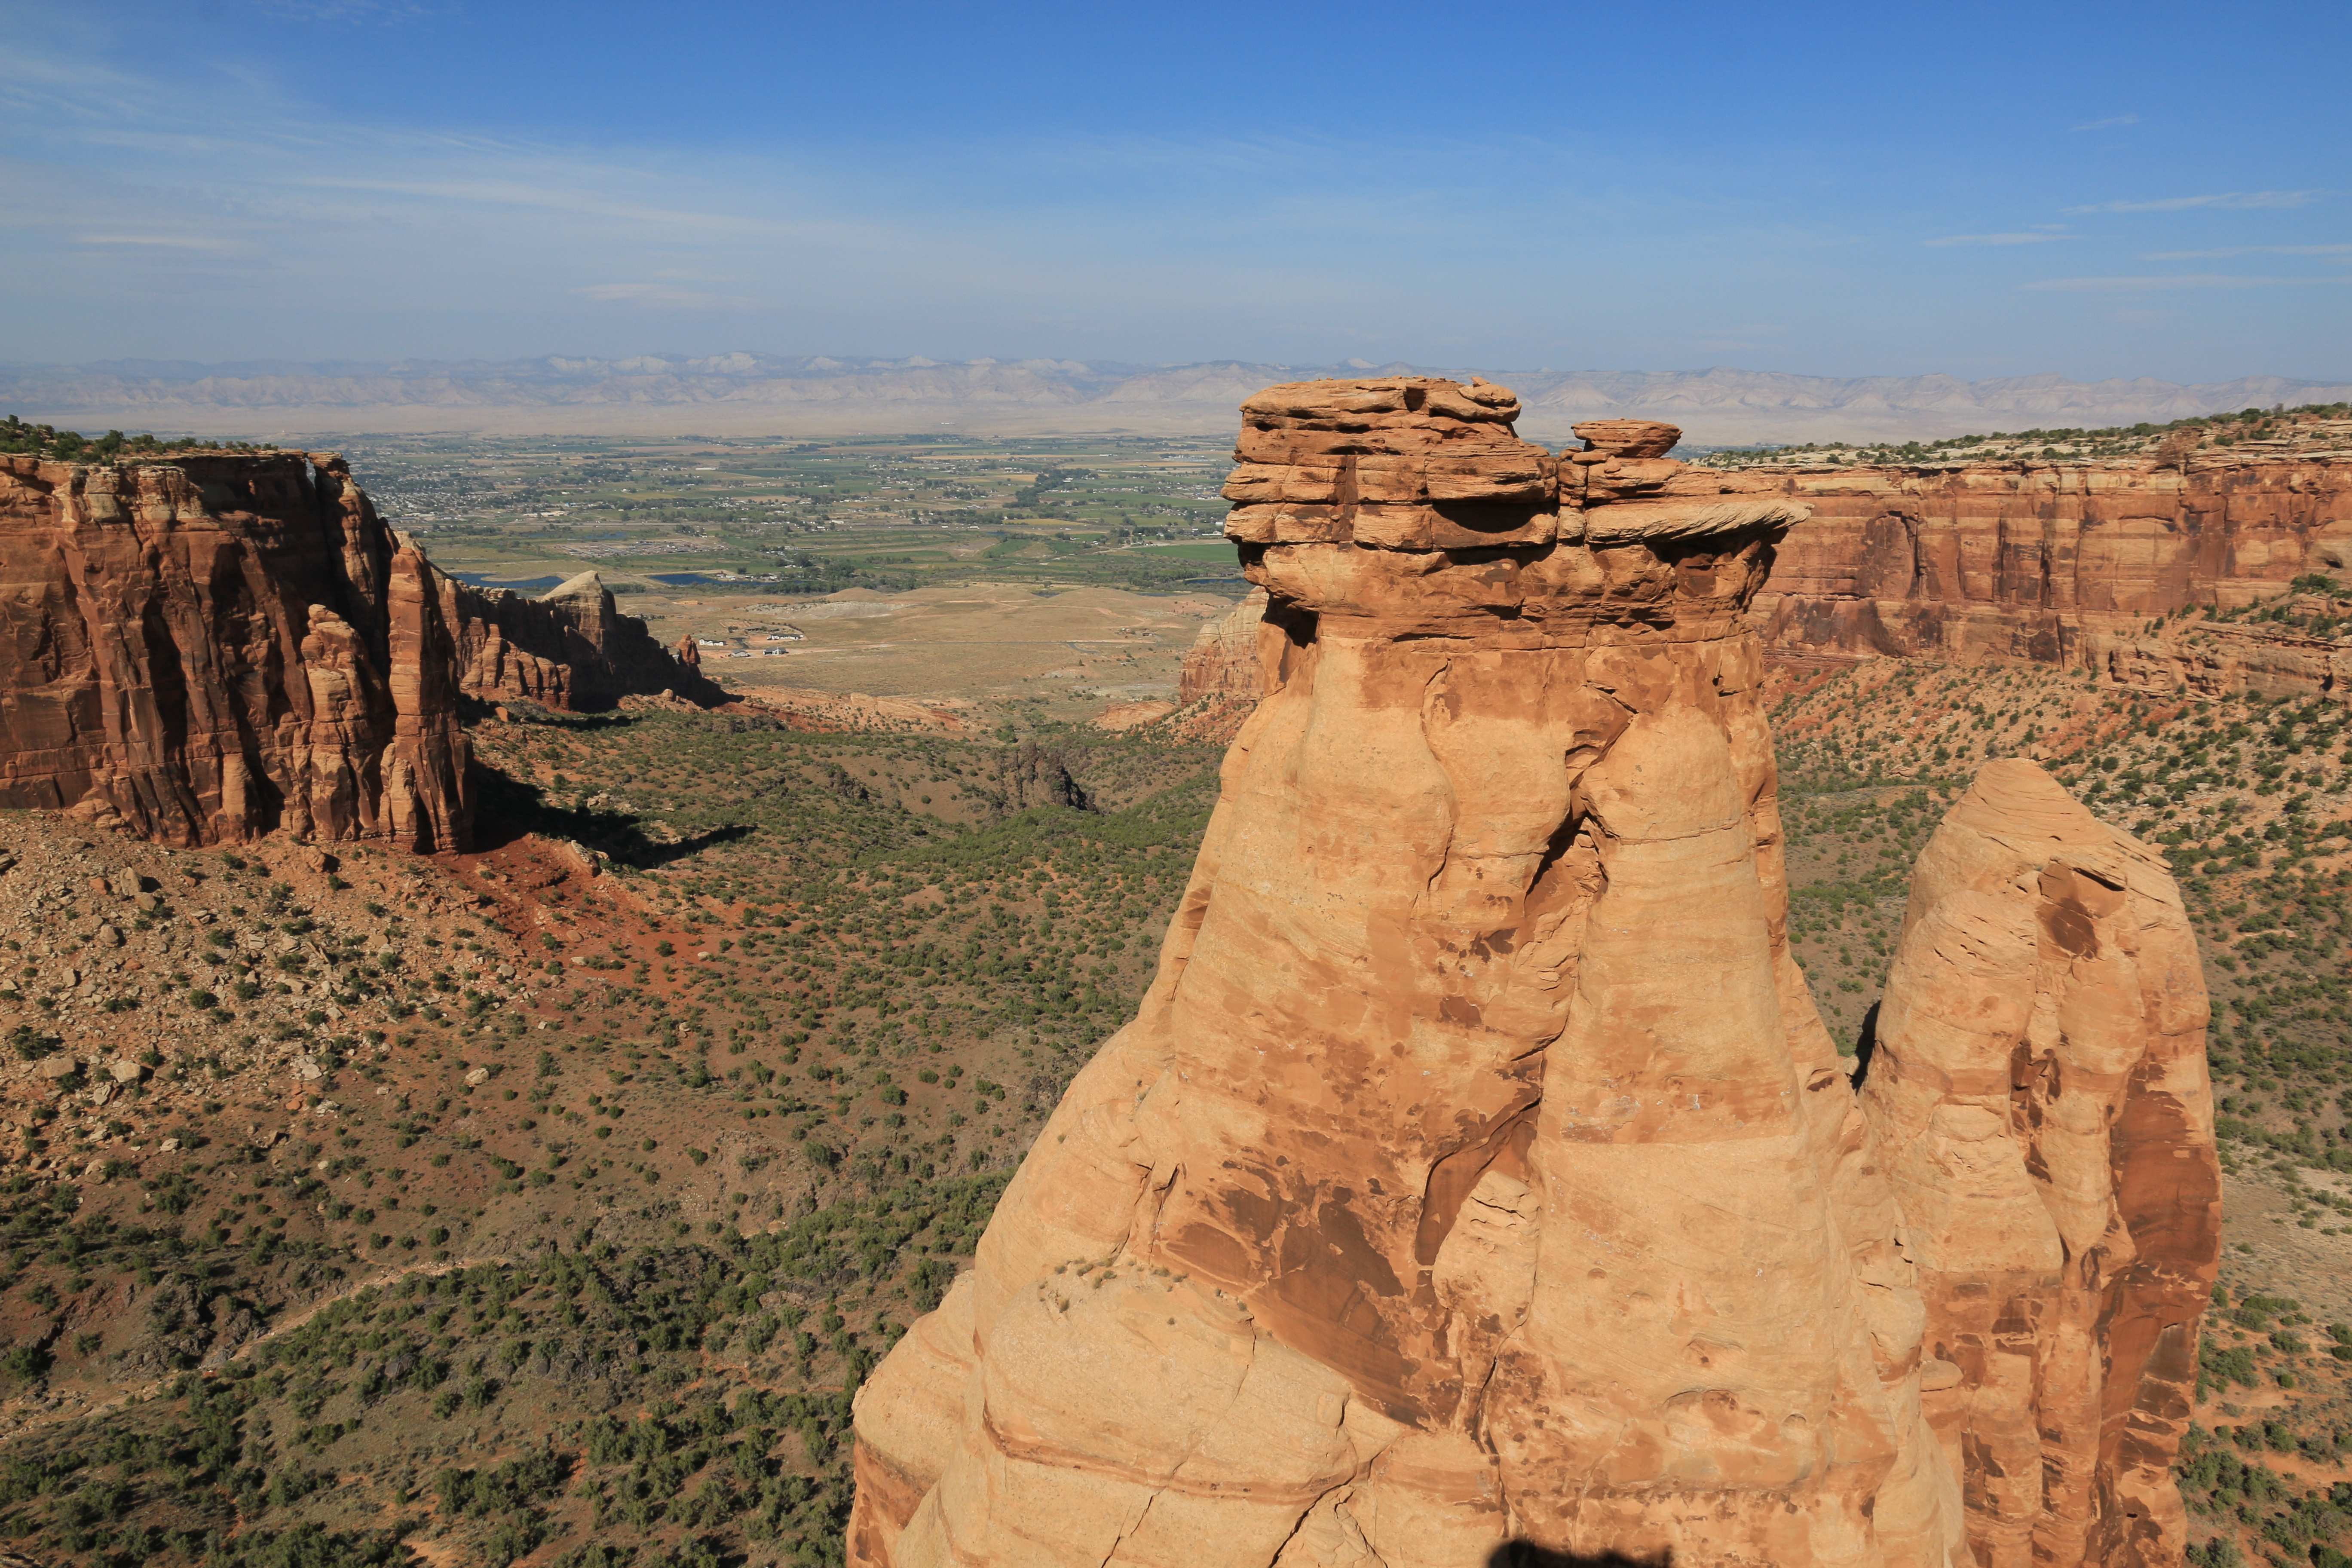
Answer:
441 568 724 710
849 379 2221 1568
0 453 723 850
850 378 1970 1566
1183 439 2352 710
1175 587 1268 707
1744 443 2352 694
1858 758 2220 1568
995 740 1091 813
0 452 471 849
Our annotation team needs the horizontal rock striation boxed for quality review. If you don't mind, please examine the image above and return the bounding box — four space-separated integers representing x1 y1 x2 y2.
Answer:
442 568 724 711
1743 440 2352 694
0 452 471 849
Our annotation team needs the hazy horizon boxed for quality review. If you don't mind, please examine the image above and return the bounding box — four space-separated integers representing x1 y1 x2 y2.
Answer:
6 0 2348 386
9 354 2347 448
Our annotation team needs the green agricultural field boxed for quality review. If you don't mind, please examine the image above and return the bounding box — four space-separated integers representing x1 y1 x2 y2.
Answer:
341 432 1245 608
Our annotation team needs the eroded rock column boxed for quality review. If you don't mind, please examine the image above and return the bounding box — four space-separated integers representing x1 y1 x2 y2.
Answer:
1858 759 2220 1568
849 379 1977 1568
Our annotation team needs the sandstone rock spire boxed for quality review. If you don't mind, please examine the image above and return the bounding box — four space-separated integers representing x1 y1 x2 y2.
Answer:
848 378 1975 1567
1857 758 2220 1568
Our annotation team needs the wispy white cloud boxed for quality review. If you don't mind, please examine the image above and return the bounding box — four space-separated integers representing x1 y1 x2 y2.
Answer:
247 0 436 21
74 232 243 252
287 175 882 245
2021 273 2352 292
2064 190 2321 214
576 283 764 310
1925 231 2072 247
2070 113 2140 132
2143 243 2352 260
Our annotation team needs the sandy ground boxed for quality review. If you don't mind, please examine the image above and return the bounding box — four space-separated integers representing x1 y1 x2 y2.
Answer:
628 583 1237 715
2219 1164 2352 1323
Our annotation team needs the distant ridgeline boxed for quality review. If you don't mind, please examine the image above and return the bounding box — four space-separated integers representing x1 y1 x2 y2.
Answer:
10 358 2352 443
1696 399 2352 469
0 434 724 850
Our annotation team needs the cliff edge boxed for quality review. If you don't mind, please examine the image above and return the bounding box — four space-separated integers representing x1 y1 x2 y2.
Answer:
0 450 720 850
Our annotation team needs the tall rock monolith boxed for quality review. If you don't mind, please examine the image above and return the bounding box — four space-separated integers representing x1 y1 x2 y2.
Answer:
1857 758 2221 1568
848 378 1982 1567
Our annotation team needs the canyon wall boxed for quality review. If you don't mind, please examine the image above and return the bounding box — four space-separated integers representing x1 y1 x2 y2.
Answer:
1175 587 1267 707
847 377 2217 1568
0 452 719 851
1180 438 2352 708
1745 441 2352 695
441 567 725 710
0 452 472 850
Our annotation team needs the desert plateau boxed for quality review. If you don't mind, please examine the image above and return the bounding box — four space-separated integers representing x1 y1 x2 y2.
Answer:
6 4 2347 1562
0 378 2342 1568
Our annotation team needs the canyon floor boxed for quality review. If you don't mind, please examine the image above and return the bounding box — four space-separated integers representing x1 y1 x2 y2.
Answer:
0 603 2345 1564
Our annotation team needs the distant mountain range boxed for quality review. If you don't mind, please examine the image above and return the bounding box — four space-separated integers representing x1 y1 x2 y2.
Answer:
6 353 2348 446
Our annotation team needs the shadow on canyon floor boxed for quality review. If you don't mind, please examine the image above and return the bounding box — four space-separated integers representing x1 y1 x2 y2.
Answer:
468 759 752 867
1488 1548 1672 1568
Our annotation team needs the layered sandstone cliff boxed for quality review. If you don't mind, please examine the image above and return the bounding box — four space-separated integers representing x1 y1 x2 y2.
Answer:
442 568 725 710
847 379 2218 1568
1175 588 1267 707
0 452 725 849
1196 431 2352 707
1744 432 2352 693
0 452 471 849
1859 760 2220 1568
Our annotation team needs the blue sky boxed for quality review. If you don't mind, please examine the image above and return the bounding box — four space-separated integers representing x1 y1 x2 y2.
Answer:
4 0 2347 381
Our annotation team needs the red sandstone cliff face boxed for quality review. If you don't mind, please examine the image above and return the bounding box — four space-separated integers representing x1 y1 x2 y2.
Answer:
0 452 470 850
1860 759 2219 1568
847 380 2220 1568
1171 587 1269 741
1204 433 2352 703
0 453 724 850
1175 587 1266 707
440 568 725 710
1743 441 2352 693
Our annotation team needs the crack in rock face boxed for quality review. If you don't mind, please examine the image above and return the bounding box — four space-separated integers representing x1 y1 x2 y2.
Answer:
845 378 2220 1568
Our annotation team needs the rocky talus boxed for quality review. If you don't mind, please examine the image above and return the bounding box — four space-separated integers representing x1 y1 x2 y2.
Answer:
0 453 723 851
1859 758 2220 1568
846 378 2219 1568
0 452 471 849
